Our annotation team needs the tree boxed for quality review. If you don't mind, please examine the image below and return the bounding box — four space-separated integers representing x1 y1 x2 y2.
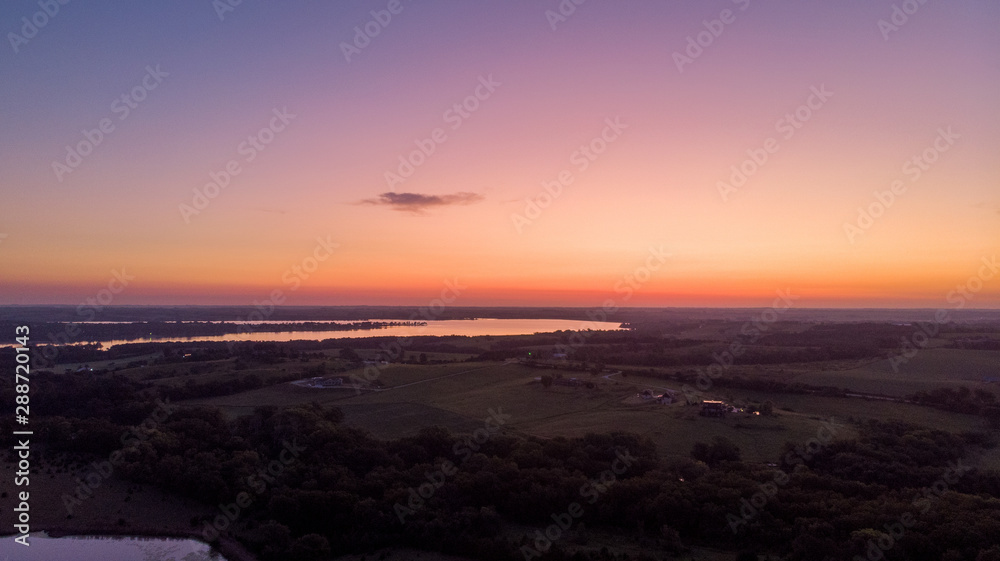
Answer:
942 550 965 561
419 352 428 363
977 546 1000 561
974 389 996 405
760 400 774 416
289 533 330 561
691 436 741 466
661 524 683 553
338 347 360 362
247 521 291 560
541 375 554 389
983 406 1000 429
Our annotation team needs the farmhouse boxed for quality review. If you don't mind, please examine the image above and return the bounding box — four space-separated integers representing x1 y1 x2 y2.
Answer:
305 376 346 388
700 400 728 417
635 388 676 404
656 391 676 405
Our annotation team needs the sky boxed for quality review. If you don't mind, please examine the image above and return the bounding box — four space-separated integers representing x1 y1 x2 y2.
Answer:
1 0 998 308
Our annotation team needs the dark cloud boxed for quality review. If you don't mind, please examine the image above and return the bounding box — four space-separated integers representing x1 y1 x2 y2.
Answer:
360 192 485 214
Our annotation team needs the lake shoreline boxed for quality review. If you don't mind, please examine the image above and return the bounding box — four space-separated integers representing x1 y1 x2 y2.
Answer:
5 318 625 349
0 527 258 561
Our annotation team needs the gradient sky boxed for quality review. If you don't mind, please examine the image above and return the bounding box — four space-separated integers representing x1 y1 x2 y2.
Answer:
1 0 998 308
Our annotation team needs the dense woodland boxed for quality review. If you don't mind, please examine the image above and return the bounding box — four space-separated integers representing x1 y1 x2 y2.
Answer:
4 366 1000 561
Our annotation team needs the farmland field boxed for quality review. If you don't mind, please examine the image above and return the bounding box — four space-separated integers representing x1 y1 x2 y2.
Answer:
186 357 997 466
790 348 1000 396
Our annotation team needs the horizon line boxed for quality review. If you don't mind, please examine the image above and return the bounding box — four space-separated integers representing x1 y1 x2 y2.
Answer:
3 304 1000 312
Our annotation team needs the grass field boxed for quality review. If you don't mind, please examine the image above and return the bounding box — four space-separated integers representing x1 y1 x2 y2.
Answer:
183 361 928 464
789 348 1000 396
172 344 998 468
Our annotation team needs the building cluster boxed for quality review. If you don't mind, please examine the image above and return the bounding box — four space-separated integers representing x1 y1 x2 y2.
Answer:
638 388 676 404
307 376 346 388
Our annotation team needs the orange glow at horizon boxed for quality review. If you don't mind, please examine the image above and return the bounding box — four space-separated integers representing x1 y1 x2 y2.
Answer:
1 2 999 308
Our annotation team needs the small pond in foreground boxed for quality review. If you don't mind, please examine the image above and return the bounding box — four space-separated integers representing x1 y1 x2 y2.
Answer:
0 533 225 560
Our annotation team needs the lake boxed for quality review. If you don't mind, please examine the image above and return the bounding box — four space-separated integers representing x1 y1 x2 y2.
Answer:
77 318 624 348
0 533 224 560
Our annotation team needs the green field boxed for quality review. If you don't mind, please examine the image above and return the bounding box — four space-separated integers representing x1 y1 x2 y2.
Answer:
66 339 999 470
789 348 1000 396
179 359 997 465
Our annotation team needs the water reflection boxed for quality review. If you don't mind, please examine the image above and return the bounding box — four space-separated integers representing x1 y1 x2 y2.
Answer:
0 534 223 561
81 318 624 348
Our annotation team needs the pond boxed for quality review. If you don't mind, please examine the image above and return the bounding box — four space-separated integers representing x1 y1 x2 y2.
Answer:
0 533 225 560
